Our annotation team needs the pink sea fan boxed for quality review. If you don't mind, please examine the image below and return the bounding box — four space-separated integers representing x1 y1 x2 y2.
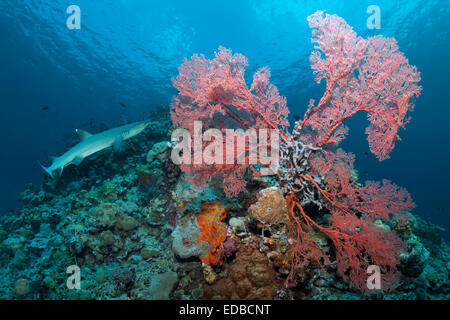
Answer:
171 46 289 197
303 11 421 161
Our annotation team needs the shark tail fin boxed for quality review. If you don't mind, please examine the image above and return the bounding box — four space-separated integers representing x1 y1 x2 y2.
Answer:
39 162 54 178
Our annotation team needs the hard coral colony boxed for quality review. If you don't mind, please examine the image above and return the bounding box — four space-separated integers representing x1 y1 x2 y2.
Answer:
170 10 421 290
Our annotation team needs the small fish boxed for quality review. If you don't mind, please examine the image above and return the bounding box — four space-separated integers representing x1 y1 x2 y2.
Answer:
178 201 185 208
293 115 301 121
363 171 369 176
120 102 126 108
41 106 49 110
363 152 369 157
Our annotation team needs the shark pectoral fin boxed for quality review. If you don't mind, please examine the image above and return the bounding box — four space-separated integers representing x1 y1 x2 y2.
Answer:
75 129 92 141
113 137 123 152
72 156 84 166
58 167 64 177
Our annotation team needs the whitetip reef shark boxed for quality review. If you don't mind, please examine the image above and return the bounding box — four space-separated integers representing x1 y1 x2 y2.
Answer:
39 120 150 178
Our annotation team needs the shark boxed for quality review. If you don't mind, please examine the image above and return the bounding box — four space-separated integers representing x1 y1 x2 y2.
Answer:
39 120 151 178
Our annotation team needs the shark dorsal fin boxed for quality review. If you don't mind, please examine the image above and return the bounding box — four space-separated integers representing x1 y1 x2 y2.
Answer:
75 129 92 141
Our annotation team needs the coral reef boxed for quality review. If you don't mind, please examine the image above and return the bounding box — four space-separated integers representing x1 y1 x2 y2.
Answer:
0 12 448 301
0 117 183 300
0 108 447 300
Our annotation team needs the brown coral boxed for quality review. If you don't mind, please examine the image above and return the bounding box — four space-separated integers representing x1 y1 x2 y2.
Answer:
248 187 289 225
196 201 231 266
203 248 277 300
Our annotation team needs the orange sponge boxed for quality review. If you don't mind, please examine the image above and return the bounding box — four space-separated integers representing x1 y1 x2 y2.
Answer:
196 201 231 266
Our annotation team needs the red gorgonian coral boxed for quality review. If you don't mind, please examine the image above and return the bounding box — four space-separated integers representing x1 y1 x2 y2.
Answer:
171 46 289 197
303 12 421 160
170 10 421 290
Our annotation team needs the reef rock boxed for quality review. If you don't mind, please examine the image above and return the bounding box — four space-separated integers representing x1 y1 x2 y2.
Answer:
171 214 209 259
399 235 430 278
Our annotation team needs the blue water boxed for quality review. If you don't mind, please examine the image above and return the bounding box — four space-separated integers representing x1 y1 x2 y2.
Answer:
0 0 449 238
